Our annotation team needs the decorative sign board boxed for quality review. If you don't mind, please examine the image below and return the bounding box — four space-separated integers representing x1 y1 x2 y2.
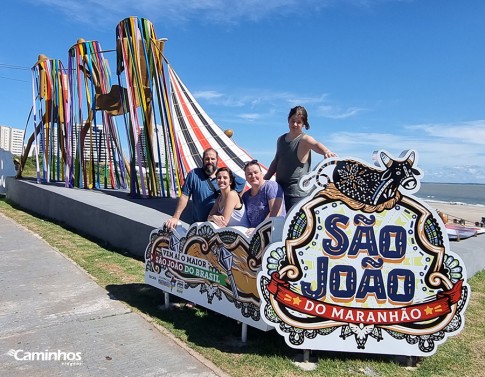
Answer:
145 219 284 331
257 150 470 356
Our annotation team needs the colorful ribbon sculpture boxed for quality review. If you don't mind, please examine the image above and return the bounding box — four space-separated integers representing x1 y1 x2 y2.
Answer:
67 39 127 189
21 54 70 183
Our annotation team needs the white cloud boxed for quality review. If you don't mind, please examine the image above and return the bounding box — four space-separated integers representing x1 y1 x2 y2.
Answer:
238 113 261 121
139 67 485 184
316 105 366 119
195 88 342 112
193 90 224 100
407 121 485 145
287 95 328 107
195 88 291 107
324 121 485 183
32 0 409 26
33 0 323 25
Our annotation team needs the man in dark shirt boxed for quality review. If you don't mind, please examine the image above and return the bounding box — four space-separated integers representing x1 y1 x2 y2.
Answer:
164 148 245 229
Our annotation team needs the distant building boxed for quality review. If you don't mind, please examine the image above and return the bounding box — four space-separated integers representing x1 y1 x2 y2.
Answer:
69 123 108 162
136 125 166 169
28 123 109 163
0 123 112 162
0 125 25 156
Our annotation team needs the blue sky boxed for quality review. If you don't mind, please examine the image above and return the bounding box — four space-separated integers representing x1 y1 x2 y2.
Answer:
1 0 485 183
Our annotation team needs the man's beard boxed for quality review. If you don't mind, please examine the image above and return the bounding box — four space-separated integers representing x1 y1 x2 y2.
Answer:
204 163 216 176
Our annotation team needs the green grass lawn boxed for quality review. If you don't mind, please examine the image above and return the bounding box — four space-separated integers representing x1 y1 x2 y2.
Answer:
1 198 483 377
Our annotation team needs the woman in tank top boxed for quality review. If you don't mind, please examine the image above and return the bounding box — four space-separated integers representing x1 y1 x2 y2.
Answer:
264 106 337 210
208 167 249 228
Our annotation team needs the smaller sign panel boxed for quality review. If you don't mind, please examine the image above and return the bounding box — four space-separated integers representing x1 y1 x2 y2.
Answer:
257 150 470 356
145 219 283 330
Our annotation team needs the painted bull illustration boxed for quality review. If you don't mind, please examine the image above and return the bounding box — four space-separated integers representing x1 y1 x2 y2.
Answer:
302 150 422 210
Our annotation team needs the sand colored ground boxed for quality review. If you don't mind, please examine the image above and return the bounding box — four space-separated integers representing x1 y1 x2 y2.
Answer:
426 201 485 226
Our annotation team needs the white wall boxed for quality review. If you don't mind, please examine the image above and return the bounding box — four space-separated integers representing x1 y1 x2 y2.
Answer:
0 148 16 195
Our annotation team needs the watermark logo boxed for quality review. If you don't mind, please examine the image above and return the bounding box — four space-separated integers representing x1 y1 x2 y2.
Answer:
7 349 82 366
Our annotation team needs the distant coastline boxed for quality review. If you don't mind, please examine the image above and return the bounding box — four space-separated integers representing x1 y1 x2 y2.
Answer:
416 182 485 207
421 181 485 185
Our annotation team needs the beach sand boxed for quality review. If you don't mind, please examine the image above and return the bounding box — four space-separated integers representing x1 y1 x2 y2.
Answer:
425 201 485 277
426 201 485 227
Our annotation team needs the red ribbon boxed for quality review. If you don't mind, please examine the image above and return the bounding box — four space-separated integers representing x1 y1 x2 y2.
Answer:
267 273 463 325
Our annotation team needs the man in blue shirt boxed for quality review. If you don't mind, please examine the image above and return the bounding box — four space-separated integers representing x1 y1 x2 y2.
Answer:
164 148 245 229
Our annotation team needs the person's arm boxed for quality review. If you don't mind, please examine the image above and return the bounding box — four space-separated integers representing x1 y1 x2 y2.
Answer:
221 192 240 226
234 174 246 196
267 197 284 217
165 194 189 230
301 135 337 159
264 137 281 180
211 192 239 227
266 182 284 218
263 156 277 180
208 197 225 227
208 197 219 217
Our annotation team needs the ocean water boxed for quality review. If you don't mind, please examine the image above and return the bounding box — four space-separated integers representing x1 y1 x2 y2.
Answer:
415 182 485 206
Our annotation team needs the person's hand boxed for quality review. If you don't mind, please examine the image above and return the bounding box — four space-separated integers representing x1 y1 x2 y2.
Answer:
245 227 256 236
164 217 179 230
208 215 225 227
324 150 337 158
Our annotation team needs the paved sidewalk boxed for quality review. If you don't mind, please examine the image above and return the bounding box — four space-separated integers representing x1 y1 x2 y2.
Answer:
0 214 223 377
